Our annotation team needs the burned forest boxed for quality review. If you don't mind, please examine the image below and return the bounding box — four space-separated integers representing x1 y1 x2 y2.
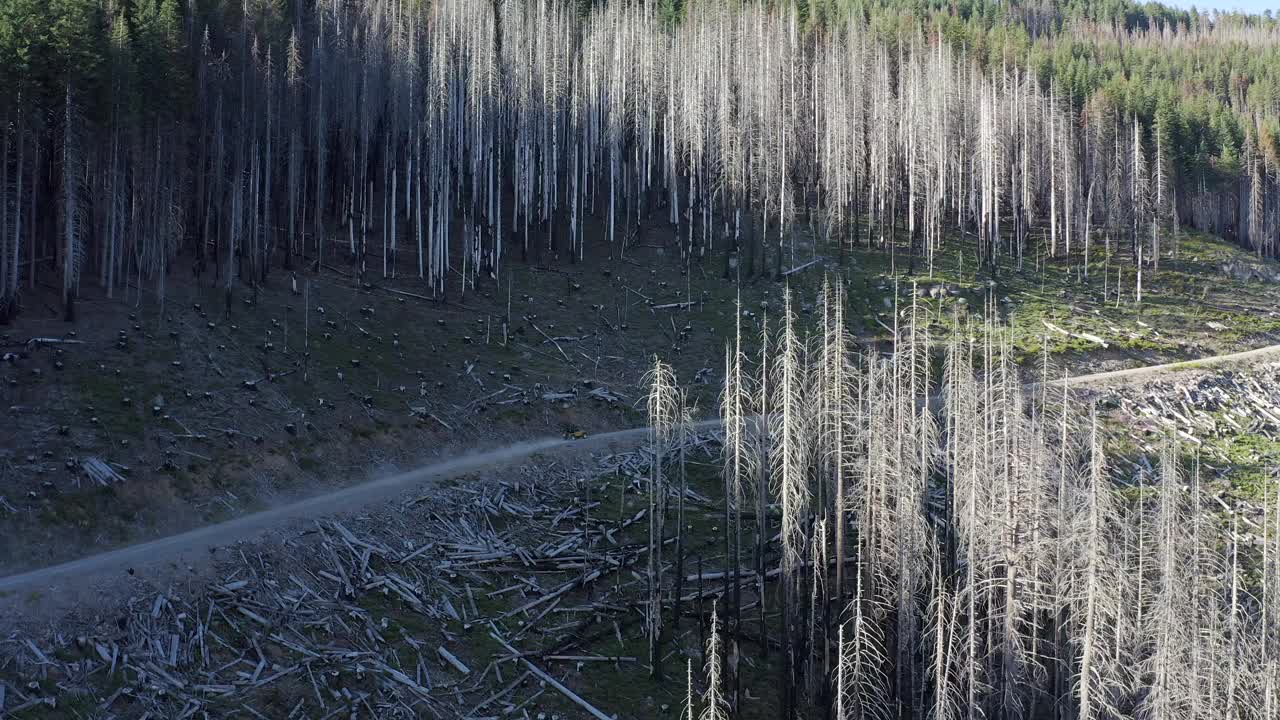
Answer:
1 0 1278 322
2 0 1280 719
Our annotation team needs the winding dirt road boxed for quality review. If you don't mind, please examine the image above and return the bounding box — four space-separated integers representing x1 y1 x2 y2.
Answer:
2 342 1278 616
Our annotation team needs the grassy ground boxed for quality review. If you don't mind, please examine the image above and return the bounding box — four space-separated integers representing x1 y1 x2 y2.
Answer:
837 231 1280 365
3 220 1279 574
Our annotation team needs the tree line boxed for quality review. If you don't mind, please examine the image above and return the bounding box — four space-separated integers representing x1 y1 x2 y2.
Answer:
0 0 1277 324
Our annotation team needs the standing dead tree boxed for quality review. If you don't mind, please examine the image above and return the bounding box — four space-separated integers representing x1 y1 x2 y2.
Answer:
674 272 1276 718
645 357 679 680
14 1 1277 324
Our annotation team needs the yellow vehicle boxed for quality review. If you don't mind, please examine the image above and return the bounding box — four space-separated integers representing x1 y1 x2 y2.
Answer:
566 430 587 440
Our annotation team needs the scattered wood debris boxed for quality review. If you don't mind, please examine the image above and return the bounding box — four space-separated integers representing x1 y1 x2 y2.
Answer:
81 457 127 486
1094 365 1275 532
0 432 728 719
1041 318 1109 348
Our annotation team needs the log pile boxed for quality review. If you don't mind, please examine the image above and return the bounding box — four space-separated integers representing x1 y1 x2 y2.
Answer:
80 456 127 486
1097 363 1280 460
1095 365 1275 544
0 433 723 719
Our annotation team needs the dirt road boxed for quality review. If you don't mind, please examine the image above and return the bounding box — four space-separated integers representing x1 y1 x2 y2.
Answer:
0 422 712 619
1060 341 1280 387
3 342 1278 614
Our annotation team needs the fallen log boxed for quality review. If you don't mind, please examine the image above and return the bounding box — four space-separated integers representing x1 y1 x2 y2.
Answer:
1041 319 1109 348
545 655 636 663
437 646 471 675
488 633 615 720
781 259 820 277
